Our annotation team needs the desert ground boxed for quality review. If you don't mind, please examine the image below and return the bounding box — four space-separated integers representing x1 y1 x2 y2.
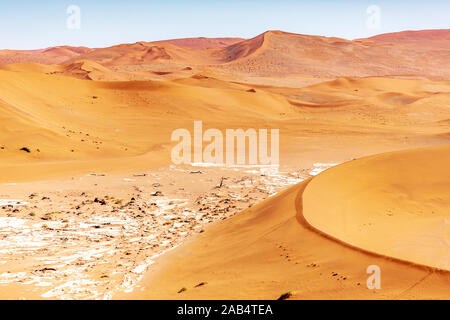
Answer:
0 29 448 299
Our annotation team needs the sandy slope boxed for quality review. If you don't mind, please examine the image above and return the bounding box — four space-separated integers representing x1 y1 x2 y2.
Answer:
0 67 296 181
0 165 305 299
121 147 449 300
0 38 240 67
0 67 449 183
0 68 448 179
303 146 450 270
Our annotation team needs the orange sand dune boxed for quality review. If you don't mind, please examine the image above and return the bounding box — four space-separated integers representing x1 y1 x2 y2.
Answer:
0 67 300 181
0 60 123 80
294 77 450 109
0 38 241 68
0 62 65 74
0 60 194 81
61 60 122 80
303 146 450 270
0 68 449 183
121 146 450 300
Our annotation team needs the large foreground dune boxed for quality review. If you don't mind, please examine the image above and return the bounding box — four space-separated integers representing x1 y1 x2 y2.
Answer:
303 146 450 271
120 146 450 299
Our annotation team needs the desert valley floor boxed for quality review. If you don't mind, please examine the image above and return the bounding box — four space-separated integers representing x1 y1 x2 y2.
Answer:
0 29 448 299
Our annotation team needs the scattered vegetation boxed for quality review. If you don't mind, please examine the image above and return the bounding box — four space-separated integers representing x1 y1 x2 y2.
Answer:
277 291 293 300
20 147 31 153
94 197 107 205
178 287 187 294
194 282 208 288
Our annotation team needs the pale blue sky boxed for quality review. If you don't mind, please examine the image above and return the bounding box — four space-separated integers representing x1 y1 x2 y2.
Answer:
0 0 449 49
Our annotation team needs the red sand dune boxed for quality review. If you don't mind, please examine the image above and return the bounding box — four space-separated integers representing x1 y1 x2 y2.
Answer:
154 37 245 50
365 29 450 41
0 29 448 79
0 46 92 66
217 30 450 79
61 29 450 79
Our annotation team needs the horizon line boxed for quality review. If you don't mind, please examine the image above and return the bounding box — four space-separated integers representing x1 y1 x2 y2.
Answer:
1 28 448 51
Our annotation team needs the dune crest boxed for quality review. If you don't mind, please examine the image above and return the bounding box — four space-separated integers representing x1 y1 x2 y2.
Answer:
365 29 450 41
1 29 448 80
303 146 450 271
153 37 245 50
121 147 450 299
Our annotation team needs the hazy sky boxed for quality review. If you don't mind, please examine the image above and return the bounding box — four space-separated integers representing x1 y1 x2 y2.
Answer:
1 0 449 49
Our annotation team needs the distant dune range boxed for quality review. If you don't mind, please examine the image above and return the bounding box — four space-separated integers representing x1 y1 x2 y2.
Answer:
0 29 449 299
1 29 449 79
